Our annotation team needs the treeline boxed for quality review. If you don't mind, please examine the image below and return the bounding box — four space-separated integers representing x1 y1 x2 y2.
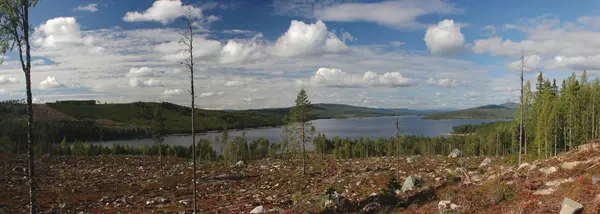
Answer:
0 119 149 153
518 71 600 159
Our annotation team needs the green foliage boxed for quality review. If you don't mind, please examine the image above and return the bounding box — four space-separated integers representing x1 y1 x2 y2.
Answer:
424 103 517 120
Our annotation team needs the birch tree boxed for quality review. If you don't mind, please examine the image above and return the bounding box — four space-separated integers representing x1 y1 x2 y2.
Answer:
0 1 38 213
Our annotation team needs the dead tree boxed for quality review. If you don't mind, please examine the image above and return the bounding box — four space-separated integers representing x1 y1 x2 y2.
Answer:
179 10 197 213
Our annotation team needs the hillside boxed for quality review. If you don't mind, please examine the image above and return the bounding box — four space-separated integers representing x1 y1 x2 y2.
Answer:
423 102 518 120
0 101 438 142
240 103 437 119
4 140 600 213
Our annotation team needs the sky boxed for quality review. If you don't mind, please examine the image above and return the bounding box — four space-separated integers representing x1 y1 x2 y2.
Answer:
1 0 600 110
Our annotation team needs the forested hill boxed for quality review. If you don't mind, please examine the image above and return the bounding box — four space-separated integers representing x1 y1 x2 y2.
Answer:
238 103 438 119
422 102 518 120
0 101 436 143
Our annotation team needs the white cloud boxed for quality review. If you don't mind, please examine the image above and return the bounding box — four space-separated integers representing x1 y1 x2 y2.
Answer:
312 0 462 29
426 78 458 86
163 89 183 95
390 41 405 47
483 25 496 35
127 67 161 77
39 76 66 89
302 67 413 88
424 19 465 56
199 91 225 98
576 16 600 29
123 0 203 25
549 55 600 71
0 76 19 85
220 39 268 64
33 17 101 52
506 55 542 71
129 78 165 88
34 17 84 48
464 92 481 98
74 4 98 12
273 20 347 57
224 80 245 87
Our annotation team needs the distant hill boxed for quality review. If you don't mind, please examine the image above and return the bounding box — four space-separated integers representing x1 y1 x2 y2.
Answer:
422 102 518 120
239 103 440 119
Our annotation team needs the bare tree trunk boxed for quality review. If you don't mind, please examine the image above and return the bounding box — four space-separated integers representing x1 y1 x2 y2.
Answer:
301 115 305 175
518 51 524 166
180 12 197 213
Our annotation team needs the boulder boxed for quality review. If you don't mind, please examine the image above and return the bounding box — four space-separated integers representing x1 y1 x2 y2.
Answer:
448 149 462 158
361 202 382 214
479 158 492 168
561 161 584 170
539 166 558 175
235 161 246 168
518 163 531 171
559 197 583 214
401 175 421 192
250 205 266 214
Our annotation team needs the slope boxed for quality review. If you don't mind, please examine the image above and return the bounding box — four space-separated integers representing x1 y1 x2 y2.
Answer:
423 102 518 120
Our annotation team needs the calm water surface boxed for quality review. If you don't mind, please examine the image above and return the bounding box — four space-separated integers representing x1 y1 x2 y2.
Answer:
96 116 503 152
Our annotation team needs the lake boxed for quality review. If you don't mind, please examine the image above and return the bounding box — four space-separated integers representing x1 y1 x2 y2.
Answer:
95 116 504 152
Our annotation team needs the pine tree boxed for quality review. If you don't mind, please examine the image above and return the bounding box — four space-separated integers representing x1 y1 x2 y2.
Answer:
291 89 313 175
152 104 165 175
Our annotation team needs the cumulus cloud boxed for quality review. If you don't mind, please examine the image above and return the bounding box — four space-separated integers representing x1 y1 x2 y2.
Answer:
0 76 19 85
303 67 413 88
549 55 600 71
123 0 203 24
224 80 245 87
426 78 458 86
129 78 164 88
74 4 98 12
424 19 465 56
312 0 462 29
163 89 183 95
273 20 347 57
127 67 161 77
39 76 66 89
33 17 100 50
220 39 268 64
506 55 542 71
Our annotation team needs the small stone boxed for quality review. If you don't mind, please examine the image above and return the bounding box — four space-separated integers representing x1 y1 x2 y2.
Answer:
559 197 583 214
438 200 451 212
561 161 583 170
250 205 266 213
539 166 558 175
178 199 190 205
361 202 382 214
533 188 556 195
592 176 600 185
448 149 462 158
518 163 531 171
234 161 246 168
479 158 492 168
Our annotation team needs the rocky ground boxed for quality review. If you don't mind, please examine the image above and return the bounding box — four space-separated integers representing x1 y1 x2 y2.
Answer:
2 141 600 213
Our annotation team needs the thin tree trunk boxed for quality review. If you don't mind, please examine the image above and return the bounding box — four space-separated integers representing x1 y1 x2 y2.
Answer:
518 51 525 165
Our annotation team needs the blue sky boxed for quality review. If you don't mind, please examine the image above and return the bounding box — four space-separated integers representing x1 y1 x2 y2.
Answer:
1 0 600 109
